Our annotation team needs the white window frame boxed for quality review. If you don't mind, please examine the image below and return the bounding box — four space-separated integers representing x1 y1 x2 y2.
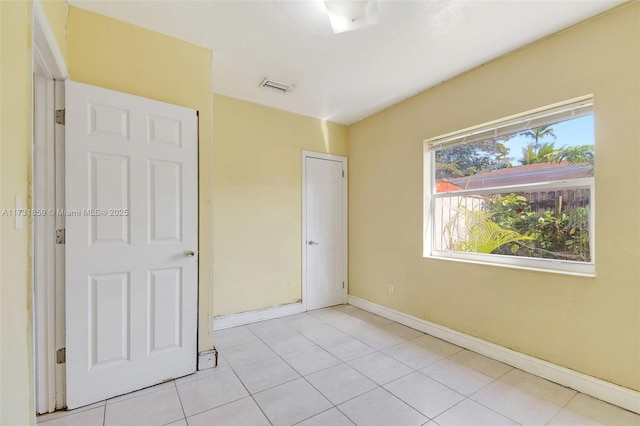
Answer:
423 96 595 277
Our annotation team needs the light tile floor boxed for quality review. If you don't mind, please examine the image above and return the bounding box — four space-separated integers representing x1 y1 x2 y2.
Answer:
37 305 640 426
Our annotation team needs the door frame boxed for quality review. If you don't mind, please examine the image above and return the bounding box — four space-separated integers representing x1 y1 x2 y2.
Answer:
301 151 348 312
33 0 69 414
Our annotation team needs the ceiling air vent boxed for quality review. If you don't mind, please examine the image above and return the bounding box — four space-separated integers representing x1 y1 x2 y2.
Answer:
259 78 294 93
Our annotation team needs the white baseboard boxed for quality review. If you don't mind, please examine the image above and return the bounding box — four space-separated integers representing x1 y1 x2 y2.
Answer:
213 302 305 331
348 295 640 415
197 349 217 370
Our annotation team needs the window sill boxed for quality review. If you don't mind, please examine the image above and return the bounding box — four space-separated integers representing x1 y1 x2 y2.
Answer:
425 251 595 278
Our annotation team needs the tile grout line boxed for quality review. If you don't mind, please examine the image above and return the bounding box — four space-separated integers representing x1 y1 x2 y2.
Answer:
243 315 338 424
45 306 618 426
349 305 588 425
242 317 343 378
419 344 525 425
229 368 275 426
288 406 346 426
243 310 370 425
222 307 591 426
254 309 432 424
459 364 520 422
220 326 306 393
316 308 513 424
543 391 580 426
333 403 358 426
172 379 189 425
104 381 177 408
463 373 559 426
174 369 257 421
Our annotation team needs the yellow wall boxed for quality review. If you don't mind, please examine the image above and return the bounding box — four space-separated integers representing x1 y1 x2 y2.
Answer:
67 6 215 351
39 0 66 60
0 2 35 424
348 4 640 391
212 95 348 316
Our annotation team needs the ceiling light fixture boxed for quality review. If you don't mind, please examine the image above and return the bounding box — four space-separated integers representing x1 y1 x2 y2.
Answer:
324 0 378 34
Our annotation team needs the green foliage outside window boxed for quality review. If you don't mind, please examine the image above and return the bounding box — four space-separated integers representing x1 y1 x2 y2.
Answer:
484 193 591 262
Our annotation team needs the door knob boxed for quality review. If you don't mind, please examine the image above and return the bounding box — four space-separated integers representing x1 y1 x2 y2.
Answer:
307 240 319 246
184 250 196 257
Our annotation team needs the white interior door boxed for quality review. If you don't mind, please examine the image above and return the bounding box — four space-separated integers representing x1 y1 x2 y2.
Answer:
65 81 198 409
304 155 347 311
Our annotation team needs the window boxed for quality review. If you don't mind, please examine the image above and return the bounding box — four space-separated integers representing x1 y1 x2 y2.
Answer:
424 97 595 276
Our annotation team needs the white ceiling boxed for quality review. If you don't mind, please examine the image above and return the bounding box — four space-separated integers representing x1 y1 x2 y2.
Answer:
69 0 623 125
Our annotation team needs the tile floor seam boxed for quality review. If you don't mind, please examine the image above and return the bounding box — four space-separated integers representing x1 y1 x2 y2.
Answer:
301 365 382 409
106 381 176 407
544 409 564 426
290 365 336 416
332 403 357 426
228 364 275 426
467 388 540 425
175 375 208 388
230 316 394 424
349 327 423 351
238 317 358 424
559 387 580 408
264 313 481 422
338 311 530 426
458 396 529 426
461 376 501 400
246 319 293 341
247 394 274 426
307 312 369 339
380 378 451 421
439 355 515 402
172 379 188 424
362 361 418 386
177 369 252 422
417 359 512 401
252 377 333 426
247 375 302 396
443 350 516 381
339 386 430 425
432 396 526 426
289 406 339 425
274 344 341 377
378 344 439 372
179 393 250 423
235 319 347 380
222 347 298 389
39 306 640 426
222 347 302 395
544 404 568 426
430 397 469 423
543 391 580 426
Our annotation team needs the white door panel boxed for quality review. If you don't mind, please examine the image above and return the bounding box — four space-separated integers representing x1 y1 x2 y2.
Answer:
305 156 346 311
65 81 198 409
